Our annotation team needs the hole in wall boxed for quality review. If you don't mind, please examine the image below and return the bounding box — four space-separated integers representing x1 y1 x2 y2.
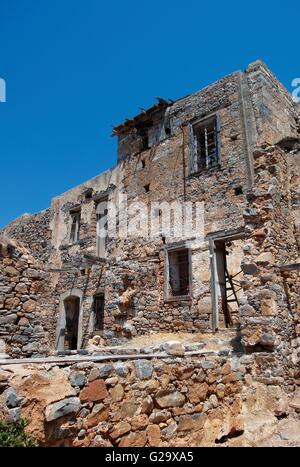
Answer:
144 184 150 193
234 186 243 196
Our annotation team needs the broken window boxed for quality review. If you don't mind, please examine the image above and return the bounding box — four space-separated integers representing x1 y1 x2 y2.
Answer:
191 115 220 173
167 247 191 297
96 200 108 257
94 293 105 331
70 211 81 243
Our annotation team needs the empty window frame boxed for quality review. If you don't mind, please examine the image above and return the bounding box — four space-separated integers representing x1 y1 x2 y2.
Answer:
96 200 108 257
70 210 81 243
167 247 191 298
94 293 105 331
191 115 220 173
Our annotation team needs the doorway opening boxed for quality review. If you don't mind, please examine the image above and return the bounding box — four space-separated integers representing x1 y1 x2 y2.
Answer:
209 233 244 331
64 296 80 350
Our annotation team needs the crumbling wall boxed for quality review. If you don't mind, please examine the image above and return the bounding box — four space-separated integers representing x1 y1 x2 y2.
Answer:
0 355 245 447
0 236 51 357
239 144 300 384
246 61 299 146
2 209 52 263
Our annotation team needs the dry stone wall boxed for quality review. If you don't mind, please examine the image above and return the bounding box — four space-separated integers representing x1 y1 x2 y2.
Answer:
0 236 51 357
1 352 300 447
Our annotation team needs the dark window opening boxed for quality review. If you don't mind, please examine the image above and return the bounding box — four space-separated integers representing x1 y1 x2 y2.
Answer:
94 293 105 331
144 184 150 193
70 211 81 243
141 159 146 168
165 121 171 135
142 134 149 150
191 116 219 173
168 248 190 297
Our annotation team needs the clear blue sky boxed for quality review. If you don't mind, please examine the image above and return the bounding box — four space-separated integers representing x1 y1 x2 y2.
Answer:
0 0 298 228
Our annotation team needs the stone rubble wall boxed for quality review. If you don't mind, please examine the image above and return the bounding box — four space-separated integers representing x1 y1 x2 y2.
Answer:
0 236 51 357
2 209 52 263
239 144 300 385
1 353 300 447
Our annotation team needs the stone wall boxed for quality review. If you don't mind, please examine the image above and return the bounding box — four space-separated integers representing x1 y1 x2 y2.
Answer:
0 236 51 357
1 352 300 447
3 209 52 263
239 143 300 385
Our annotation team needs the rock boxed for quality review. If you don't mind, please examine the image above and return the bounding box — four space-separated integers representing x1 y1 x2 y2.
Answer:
110 384 124 402
8 408 21 423
70 372 86 388
106 377 118 386
256 252 275 264
86 404 110 428
123 323 137 337
141 395 154 414
5 266 19 277
175 366 195 380
23 299 37 313
209 394 219 408
110 421 131 440
149 409 171 424
45 397 81 422
147 424 161 446
4 388 23 408
160 341 185 356
134 360 153 380
26 268 44 279
154 390 186 409
119 431 147 447
260 333 276 348
18 317 30 326
98 364 114 378
119 401 138 419
0 314 17 325
241 260 260 276
177 413 207 432
15 283 28 294
88 368 100 382
90 435 112 447
22 342 38 353
131 414 149 431
188 382 209 404
114 362 129 377
79 380 108 402
161 421 177 441
261 298 277 316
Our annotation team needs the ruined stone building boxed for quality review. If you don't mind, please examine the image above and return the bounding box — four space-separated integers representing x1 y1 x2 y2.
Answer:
0 60 299 362
1 60 300 447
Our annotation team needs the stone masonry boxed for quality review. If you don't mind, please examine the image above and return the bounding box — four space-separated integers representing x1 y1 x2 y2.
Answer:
0 60 299 369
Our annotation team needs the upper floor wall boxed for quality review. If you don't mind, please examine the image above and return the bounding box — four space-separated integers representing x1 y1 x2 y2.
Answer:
114 60 298 166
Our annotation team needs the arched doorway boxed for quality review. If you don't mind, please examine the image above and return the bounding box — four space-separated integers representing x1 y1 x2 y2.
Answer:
56 289 83 352
64 296 80 350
